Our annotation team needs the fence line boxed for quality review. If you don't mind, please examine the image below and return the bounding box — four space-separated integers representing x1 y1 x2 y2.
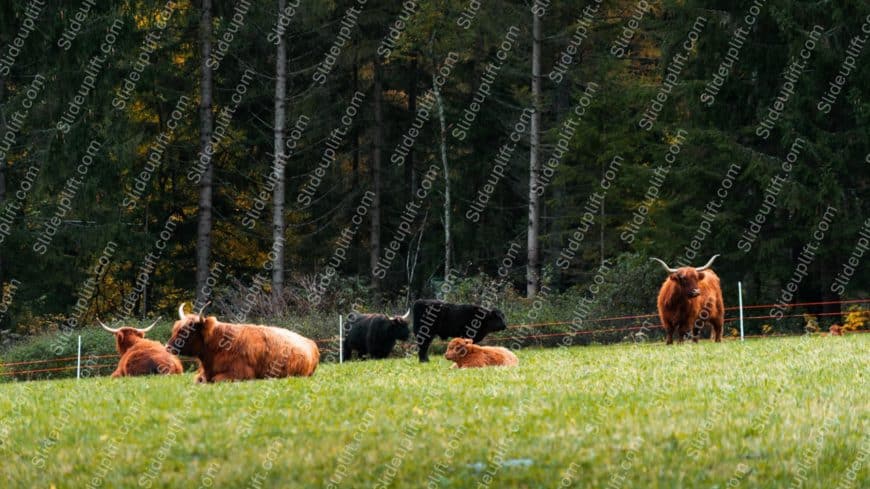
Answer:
0 353 119 368
492 324 653 343
502 307 865 332
0 364 118 376
726 298 869 311
724 311 847 322
502 298 870 330
1 298 865 378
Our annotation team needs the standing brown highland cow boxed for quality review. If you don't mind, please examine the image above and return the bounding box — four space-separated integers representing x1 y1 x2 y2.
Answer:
651 255 725 344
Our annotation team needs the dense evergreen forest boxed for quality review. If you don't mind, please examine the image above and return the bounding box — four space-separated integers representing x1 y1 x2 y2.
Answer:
0 0 867 336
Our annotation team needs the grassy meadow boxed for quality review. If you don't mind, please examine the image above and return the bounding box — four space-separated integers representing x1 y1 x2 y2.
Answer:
0 335 867 488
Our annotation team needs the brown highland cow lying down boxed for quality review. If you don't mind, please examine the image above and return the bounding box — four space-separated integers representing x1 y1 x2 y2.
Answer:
100 318 183 377
444 338 518 368
166 303 319 382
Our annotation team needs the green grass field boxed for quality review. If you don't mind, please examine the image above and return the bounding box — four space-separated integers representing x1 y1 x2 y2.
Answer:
0 335 867 488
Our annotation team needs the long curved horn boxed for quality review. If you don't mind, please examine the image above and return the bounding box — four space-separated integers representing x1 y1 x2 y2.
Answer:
137 316 161 333
98 318 121 333
400 309 411 321
695 254 720 272
178 303 186 320
650 257 678 273
196 301 211 317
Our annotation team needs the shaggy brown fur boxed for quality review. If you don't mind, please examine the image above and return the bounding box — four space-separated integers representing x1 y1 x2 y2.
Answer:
829 325 843 336
110 328 183 377
166 311 319 382
444 338 518 368
656 266 725 344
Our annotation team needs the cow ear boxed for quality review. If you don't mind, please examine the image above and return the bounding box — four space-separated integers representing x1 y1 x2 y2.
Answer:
669 274 678 282
697 271 706 281
203 316 216 330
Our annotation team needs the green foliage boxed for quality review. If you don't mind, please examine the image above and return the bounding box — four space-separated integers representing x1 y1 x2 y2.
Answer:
573 252 665 321
0 0 866 338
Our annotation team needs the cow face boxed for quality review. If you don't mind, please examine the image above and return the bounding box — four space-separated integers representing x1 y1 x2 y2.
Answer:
114 328 146 355
670 268 706 299
101 319 158 354
445 338 472 361
166 314 208 357
389 317 411 341
484 309 508 332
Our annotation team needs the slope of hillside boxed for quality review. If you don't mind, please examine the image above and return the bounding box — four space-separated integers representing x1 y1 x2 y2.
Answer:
0 336 867 488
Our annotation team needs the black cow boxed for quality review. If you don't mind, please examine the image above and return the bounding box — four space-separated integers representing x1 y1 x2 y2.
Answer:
412 299 507 362
341 312 410 361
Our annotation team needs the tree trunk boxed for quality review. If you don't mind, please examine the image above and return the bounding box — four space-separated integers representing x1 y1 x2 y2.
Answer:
0 77 6 299
370 57 383 290
600 160 605 266
195 0 214 304
141 204 149 317
271 0 288 300
404 54 418 287
433 76 451 279
549 78 570 290
407 54 417 198
352 43 360 190
527 9 542 298
819 255 840 318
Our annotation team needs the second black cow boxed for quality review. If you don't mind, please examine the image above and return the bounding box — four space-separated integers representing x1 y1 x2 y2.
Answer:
412 299 508 362
342 312 411 360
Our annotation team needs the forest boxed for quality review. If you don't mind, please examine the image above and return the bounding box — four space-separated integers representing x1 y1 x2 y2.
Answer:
0 0 867 341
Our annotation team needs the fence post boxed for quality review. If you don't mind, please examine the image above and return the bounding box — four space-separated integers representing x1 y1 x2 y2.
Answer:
76 335 82 379
339 315 343 364
738 281 745 341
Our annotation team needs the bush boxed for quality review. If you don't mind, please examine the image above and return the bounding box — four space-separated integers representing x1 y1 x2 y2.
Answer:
578 252 665 320
842 305 869 332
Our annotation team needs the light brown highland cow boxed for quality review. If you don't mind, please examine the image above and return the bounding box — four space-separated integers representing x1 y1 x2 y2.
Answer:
444 338 518 368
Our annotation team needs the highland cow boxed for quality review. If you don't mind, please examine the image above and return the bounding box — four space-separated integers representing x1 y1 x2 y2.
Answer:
651 255 725 344
444 338 518 368
165 303 319 382
100 319 183 377
342 311 410 360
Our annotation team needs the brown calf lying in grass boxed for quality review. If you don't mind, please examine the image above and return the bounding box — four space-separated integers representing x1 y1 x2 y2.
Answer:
444 338 518 368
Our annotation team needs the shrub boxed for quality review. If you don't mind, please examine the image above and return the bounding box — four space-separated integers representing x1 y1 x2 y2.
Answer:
842 305 869 332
